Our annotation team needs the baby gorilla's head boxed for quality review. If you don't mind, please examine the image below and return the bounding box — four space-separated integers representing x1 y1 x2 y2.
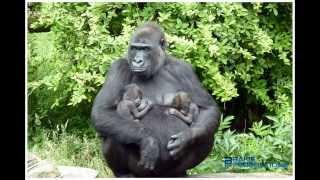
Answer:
172 91 192 115
123 84 143 106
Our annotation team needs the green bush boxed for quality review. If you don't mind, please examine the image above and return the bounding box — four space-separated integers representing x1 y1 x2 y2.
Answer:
28 2 292 175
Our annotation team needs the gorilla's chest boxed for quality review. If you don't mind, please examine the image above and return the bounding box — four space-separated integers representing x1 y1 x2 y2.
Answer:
131 71 182 103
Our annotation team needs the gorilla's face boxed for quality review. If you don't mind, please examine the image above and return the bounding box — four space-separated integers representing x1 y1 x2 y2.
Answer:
128 25 166 78
128 42 153 73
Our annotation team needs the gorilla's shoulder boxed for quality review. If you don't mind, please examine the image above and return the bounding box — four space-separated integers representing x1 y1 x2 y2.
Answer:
110 58 129 68
165 56 194 74
107 58 129 73
103 58 130 79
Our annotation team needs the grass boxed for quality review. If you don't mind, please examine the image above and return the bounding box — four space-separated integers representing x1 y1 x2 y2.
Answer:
28 126 114 177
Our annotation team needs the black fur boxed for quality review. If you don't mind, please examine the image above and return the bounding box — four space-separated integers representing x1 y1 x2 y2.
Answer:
91 22 221 177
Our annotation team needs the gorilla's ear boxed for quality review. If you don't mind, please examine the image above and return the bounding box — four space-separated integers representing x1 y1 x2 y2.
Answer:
160 38 166 50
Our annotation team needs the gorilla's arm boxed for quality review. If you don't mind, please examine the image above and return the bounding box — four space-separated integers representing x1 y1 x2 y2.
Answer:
166 60 221 158
91 59 160 169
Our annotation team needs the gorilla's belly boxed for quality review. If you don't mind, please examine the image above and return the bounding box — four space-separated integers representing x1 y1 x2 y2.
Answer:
140 105 189 162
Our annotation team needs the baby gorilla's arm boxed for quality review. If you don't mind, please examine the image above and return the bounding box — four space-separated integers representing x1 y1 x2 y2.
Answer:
137 98 153 111
169 109 193 125
132 101 152 118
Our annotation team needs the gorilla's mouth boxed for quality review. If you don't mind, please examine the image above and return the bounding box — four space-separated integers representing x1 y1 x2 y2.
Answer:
131 67 146 72
130 64 147 72
132 68 145 72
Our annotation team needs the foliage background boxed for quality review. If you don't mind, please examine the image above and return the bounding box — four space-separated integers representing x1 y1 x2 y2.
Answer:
28 2 292 177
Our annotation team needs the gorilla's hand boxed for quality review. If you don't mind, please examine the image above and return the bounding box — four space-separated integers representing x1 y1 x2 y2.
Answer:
167 129 193 160
138 136 160 171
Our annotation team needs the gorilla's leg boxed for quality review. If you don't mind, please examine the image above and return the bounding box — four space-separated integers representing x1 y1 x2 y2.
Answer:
102 138 134 177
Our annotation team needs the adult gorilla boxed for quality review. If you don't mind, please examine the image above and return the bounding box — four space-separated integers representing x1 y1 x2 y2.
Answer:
91 22 220 177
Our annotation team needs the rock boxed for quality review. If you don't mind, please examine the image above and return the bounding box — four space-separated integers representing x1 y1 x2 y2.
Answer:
27 159 61 178
27 153 98 178
27 153 41 168
57 166 98 178
28 153 61 178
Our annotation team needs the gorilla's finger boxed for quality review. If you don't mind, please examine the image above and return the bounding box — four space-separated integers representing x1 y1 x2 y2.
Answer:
148 163 154 170
138 160 143 167
144 163 149 170
168 139 175 144
147 162 155 170
170 134 179 140
169 148 181 157
167 140 180 150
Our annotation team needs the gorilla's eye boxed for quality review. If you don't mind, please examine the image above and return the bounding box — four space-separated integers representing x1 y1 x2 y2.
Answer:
130 46 137 51
134 46 151 51
130 43 152 51
142 46 151 51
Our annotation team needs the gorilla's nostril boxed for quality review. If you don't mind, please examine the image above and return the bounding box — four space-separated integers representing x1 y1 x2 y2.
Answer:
132 60 144 68
135 59 143 63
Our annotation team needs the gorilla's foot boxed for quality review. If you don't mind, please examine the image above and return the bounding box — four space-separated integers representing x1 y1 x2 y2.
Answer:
117 173 135 178
177 171 187 177
167 171 187 177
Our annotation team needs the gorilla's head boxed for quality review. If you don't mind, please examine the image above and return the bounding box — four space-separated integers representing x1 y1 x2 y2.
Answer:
127 22 167 79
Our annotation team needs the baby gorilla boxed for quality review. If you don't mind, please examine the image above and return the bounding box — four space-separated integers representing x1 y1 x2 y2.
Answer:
117 84 152 122
167 91 199 125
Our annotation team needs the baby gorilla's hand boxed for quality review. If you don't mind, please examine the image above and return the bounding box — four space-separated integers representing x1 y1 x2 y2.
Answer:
168 108 176 115
147 99 153 107
164 108 174 116
137 100 148 111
